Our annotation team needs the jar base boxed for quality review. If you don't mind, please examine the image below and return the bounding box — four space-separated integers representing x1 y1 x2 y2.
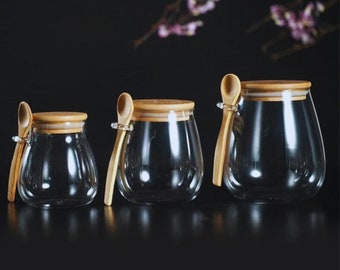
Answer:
229 190 320 204
21 198 95 209
119 190 200 205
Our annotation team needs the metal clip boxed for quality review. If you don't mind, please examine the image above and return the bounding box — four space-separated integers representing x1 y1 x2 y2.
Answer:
216 102 238 112
12 136 29 144
111 122 134 131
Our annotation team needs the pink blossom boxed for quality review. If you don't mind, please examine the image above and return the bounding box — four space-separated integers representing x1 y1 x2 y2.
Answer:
134 0 218 47
158 20 204 38
270 1 325 45
187 0 218 16
270 5 287 26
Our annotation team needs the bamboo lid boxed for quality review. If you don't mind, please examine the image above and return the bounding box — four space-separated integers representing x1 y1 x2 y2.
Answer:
241 80 311 101
132 99 195 122
32 112 87 134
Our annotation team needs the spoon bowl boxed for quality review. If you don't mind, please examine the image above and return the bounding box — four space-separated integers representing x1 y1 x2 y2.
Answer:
18 103 32 129
117 93 134 120
222 74 241 102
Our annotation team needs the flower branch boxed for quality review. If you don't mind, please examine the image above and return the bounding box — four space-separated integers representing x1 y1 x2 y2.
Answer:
246 0 339 60
133 0 219 49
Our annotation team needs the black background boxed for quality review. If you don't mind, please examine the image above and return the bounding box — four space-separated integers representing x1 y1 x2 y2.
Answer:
0 1 339 268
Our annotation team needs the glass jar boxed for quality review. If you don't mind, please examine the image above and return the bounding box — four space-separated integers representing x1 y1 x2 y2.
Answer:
116 99 204 204
18 112 98 209
220 80 326 202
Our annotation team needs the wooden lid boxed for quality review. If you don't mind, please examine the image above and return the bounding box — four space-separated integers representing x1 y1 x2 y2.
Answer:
241 80 311 101
132 99 195 122
32 112 87 134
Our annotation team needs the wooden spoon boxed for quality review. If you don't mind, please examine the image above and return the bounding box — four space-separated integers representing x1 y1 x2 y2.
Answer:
212 74 241 186
7 101 33 202
104 92 134 206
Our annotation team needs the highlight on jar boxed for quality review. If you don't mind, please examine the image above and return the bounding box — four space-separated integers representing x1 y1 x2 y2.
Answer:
104 92 204 206
7 101 99 209
213 73 326 203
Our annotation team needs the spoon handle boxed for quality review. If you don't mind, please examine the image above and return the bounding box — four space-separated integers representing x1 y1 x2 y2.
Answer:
212 108 235 186
7 139 26 202
104 129 127 206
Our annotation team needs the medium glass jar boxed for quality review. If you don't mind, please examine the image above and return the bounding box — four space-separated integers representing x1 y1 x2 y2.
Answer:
116 99 204 204
222 80 326 202
18 112 98 209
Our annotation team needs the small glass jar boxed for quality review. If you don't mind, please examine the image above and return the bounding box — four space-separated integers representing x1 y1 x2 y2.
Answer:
221 80 326 202
116 99 204 204
18 112 98 209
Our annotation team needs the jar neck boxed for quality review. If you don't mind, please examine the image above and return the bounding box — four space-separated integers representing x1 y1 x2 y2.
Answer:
240 80 311 101
131 99 195 122
32 121 85 134
132 110 194 122
31 111 88 134
241 89 309 101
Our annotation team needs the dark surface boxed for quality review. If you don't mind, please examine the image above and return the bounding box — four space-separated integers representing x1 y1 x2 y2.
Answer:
1 189 339 269
0 1 339 268
1 167 338 269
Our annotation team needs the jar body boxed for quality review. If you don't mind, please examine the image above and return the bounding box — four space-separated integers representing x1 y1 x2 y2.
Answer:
225 87 326 202
116 100 204 204
18 113 98 209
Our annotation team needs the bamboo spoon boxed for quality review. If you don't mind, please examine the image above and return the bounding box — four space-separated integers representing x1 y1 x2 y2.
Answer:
104 92 134 206
212 74 241 186
7 101 33 202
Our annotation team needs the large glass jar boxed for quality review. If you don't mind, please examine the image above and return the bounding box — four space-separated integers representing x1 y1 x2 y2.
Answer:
116 99 204 204
221 80 326 202
18 112 98 209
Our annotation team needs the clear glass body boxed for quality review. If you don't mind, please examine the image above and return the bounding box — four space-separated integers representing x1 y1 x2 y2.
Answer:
225 87 326 202
18 113 98 209
116 99 204 205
